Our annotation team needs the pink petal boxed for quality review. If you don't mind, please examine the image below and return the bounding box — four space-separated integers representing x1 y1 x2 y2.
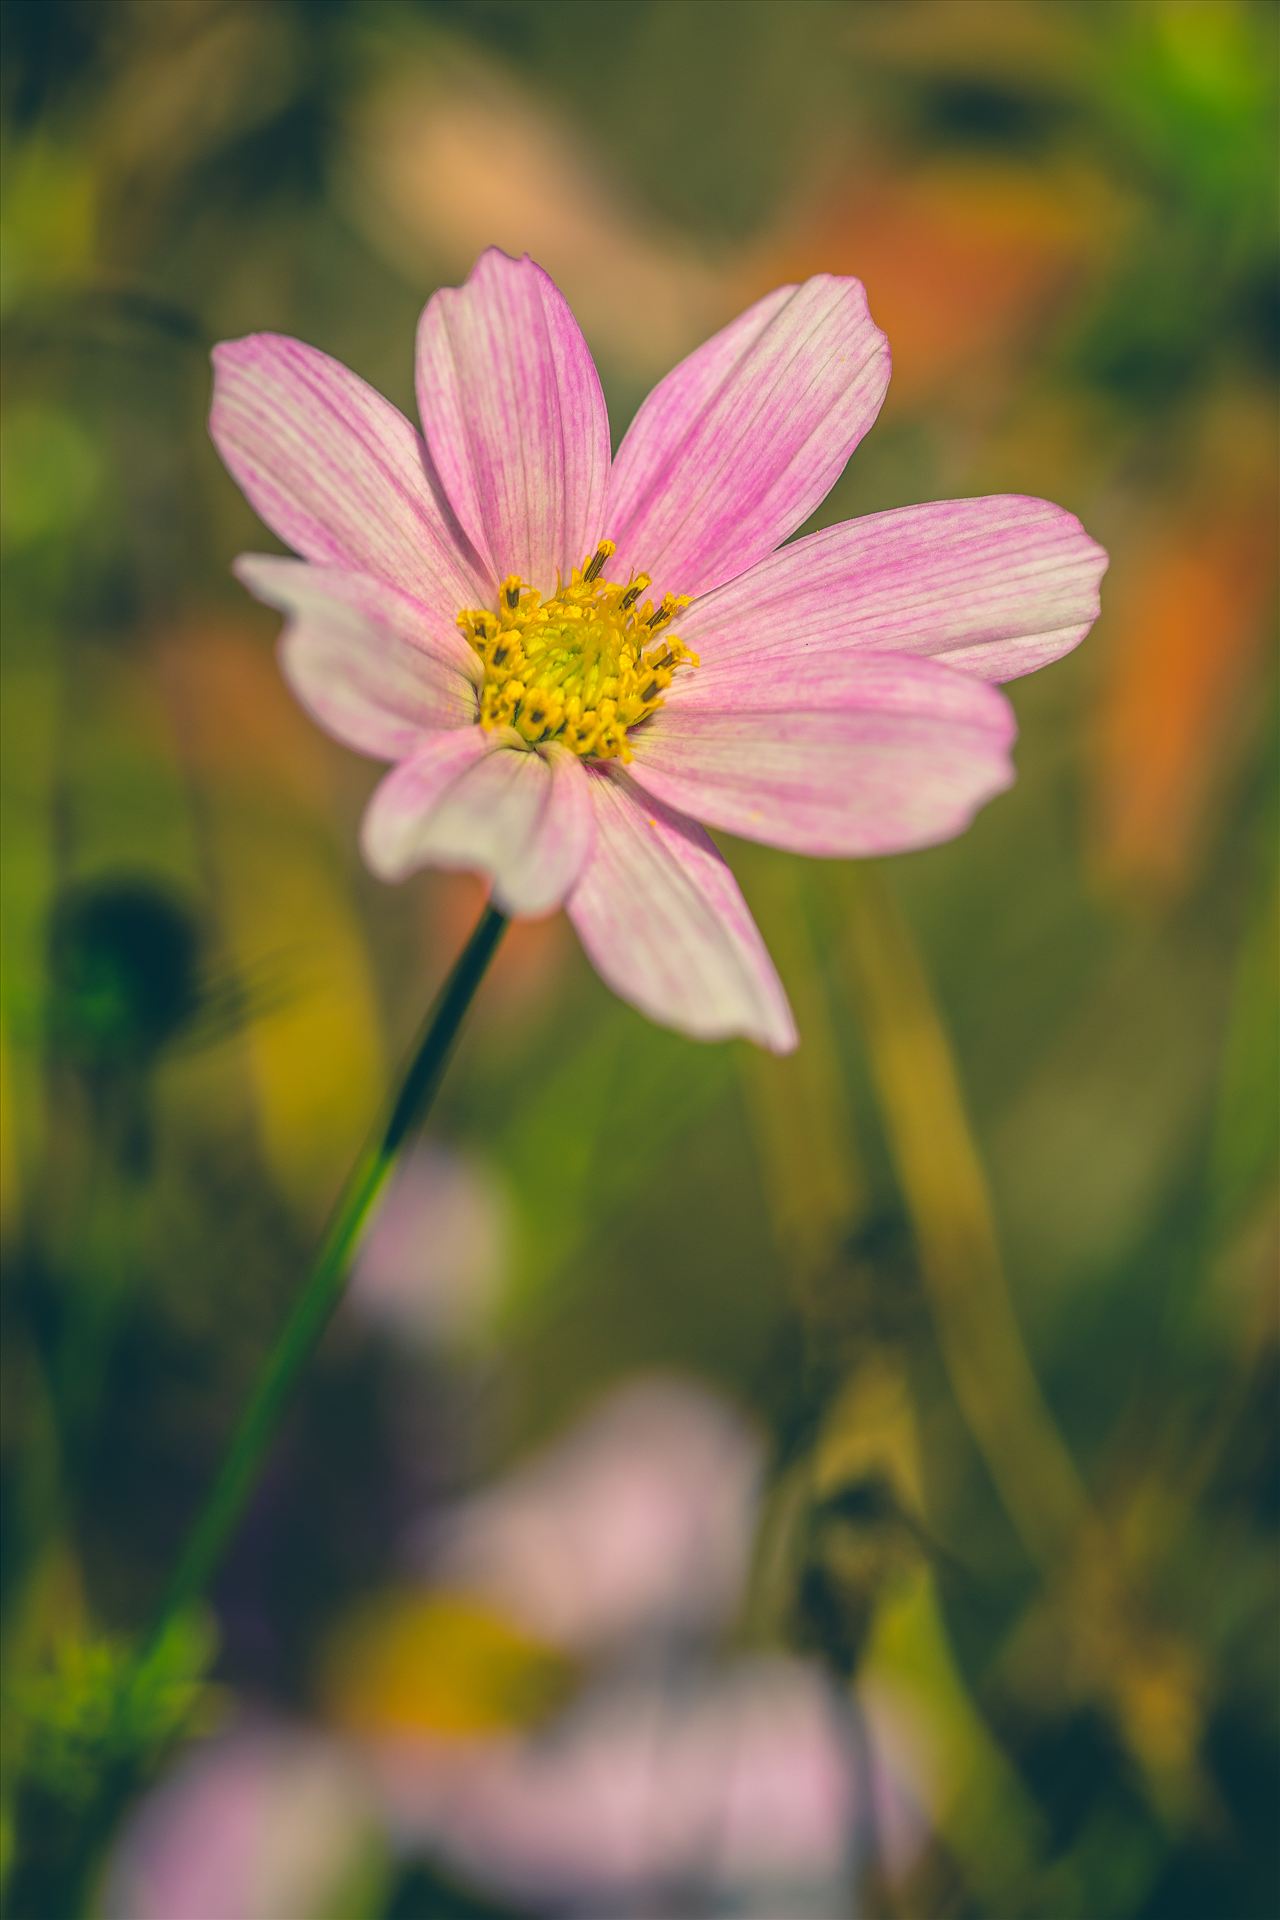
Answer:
416 250 610 592
566 771 796 1052
361 732 594 916
361 729 496 878
210 335 487 610
679 495 1108 683
349 1143 508 1350
491 744 597 917
386 1660 856 1909
235 557 479 760
604 278 890 602
103 1727 378 1920
629 653 1016 857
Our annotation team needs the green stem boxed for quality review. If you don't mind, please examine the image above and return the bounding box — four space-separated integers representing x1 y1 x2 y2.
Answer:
140 900 507 1662
8 905 508 1920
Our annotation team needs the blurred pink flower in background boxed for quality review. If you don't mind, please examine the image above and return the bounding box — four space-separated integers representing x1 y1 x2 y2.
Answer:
105 1378 929 1918
368 1379 924 1911
102 1723 379 1920
347 1141 509 1351
421 1375 763 1652
211 247 1106 1050
104 1677 924 1920
376 1659 865 1915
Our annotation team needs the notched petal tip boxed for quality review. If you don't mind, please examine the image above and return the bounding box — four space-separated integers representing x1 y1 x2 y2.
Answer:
469 243 549 280
358 808 413 885
970 671 1020 751
812 266 889 331
798 269 892 377
1005 493 1111 572
210 331 259 365
760 1004 801 1056
230 551 287 602
208 329 293 403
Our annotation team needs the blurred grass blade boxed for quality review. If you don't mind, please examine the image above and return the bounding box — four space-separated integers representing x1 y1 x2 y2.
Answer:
841 866 1089 1571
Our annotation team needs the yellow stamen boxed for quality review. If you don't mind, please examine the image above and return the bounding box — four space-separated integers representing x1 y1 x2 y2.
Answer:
457 543 697 762
582 539 615 583
619 575 649 611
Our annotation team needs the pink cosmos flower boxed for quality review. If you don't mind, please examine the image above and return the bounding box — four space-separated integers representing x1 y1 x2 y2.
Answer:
211 249 1107 1051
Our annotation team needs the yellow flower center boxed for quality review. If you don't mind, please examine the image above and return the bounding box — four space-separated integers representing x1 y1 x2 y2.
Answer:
457 540 699 761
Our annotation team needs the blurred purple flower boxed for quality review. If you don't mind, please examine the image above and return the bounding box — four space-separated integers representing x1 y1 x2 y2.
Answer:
211 248 1107 1049
106 1378 930 1918
368 1659 916 1917
347 1141 508 1351
102 1722 379 1920
420 1375 763 1652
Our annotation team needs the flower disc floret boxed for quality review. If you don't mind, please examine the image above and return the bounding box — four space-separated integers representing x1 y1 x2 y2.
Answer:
458 541 698 761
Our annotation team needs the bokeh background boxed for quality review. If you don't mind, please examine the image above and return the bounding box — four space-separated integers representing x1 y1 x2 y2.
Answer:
2 1 1277 1915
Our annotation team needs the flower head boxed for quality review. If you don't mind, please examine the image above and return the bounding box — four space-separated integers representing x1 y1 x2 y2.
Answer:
459 541 698 760
211 249 1106 1050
